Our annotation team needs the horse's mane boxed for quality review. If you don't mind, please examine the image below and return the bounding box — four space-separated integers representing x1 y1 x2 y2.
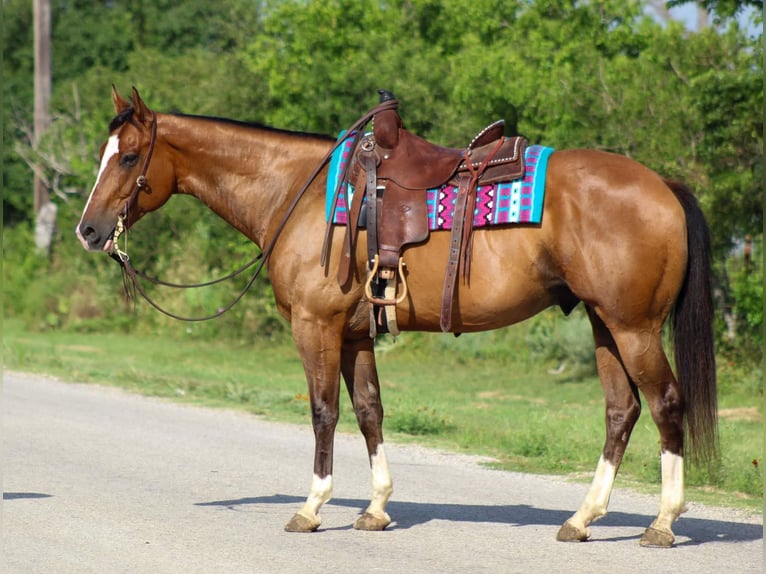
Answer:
107 107 334 143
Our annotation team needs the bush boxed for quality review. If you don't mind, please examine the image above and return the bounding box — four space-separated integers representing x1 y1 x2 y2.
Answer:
715 235 763 367
387 405 454 436
731 256 763 352
525 307 596 379
3 195 288 342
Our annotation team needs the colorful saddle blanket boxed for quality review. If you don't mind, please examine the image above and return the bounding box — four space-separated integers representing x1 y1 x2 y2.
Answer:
326 136 553 229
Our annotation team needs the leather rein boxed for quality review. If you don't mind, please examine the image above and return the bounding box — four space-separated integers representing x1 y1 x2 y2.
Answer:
108 100 398 322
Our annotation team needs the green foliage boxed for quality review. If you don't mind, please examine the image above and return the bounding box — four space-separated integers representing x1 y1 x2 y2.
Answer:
712 235 764 370
525 308 597 379
732 266 763 344
689 30 763 255
3 0 762 361
387 404 455 436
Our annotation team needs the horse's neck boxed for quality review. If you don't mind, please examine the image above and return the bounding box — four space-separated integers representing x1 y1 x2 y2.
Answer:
164 114 330 247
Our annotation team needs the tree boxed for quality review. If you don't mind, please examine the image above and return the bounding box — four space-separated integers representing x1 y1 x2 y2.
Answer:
2 0 761 350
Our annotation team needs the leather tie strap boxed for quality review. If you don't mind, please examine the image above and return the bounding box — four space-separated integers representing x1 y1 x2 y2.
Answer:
440 136 507 331
336 166 366 286
363 152 380 268
440 172 473 332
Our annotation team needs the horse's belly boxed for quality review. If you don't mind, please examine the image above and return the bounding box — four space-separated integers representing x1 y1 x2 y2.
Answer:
397 279 553 332
393 229 555 332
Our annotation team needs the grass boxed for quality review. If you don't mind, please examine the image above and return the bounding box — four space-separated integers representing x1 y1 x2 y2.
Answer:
3 318 763 512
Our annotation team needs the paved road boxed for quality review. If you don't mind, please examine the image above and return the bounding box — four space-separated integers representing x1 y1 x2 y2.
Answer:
3 372 762 573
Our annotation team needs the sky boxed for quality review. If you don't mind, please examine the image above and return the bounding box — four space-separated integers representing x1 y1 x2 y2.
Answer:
664 2 762 34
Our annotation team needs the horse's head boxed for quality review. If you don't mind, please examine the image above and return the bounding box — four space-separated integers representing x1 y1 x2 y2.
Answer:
76 86 174 252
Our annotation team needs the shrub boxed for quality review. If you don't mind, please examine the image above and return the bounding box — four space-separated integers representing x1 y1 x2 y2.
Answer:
525 307 596 379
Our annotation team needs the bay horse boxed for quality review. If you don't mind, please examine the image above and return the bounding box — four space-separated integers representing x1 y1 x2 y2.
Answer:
76 87 717 547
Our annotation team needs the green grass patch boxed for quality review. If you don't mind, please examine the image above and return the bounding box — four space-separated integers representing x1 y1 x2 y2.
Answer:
3 319 762 512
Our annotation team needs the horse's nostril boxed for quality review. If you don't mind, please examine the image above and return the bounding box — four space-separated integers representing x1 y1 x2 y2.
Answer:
79 224 100 245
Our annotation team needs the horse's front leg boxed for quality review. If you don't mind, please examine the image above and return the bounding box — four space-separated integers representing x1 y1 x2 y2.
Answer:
341 337 393 531
284 317 344 533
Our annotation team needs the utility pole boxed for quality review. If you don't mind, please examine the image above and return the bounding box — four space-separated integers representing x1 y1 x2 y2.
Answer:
34 0 56 253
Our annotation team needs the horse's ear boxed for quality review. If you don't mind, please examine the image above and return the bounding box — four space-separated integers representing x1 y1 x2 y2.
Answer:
112 85 130 114
130 86 152 123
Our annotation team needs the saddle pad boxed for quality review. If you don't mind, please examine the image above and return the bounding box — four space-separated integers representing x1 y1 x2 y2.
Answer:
326 132 553 229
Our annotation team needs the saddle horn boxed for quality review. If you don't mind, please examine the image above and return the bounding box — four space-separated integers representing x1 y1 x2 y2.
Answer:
377 89 397 103
373 89 401 149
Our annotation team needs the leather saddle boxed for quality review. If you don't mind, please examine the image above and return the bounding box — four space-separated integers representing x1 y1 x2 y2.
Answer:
337 90 527 334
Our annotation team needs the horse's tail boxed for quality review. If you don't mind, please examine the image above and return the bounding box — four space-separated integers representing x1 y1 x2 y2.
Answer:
666 179 719 467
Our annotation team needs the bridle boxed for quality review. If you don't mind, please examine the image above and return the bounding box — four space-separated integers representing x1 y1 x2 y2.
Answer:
107 109 268 321
115 110 158 239
107 99 398 322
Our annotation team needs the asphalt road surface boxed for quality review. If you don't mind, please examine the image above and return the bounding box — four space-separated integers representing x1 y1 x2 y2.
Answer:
4 371 762 573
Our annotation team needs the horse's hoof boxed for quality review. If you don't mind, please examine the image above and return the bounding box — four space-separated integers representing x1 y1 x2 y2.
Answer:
639 526 675 548
284 512 320 533
556 520 590 542
354 512 391 531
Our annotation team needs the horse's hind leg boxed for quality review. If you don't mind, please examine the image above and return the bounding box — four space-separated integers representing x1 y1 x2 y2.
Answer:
557 307 642 542
610 328 686 547
341 337 393 531
564 311 686 547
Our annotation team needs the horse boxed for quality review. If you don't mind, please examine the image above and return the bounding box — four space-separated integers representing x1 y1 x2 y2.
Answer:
76 87 717 547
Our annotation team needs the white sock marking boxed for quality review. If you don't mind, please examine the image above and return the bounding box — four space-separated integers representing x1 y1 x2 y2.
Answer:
658 451 685 522
366 444 393 518
298 473 332 522
569 455 617 530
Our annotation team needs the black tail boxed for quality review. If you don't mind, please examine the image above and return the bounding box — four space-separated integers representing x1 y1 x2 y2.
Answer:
666 180 719 467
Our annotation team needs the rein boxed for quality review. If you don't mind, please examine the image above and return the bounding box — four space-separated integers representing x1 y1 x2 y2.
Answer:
109 98 399 322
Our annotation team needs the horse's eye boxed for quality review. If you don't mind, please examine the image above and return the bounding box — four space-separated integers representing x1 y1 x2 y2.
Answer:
120 153 139 167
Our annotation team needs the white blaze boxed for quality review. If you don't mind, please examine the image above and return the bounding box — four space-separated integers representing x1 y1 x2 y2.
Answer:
83 135 120 214
76 135 120 247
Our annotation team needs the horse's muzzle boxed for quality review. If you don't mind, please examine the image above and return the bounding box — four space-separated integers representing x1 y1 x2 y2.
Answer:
76 221 115 252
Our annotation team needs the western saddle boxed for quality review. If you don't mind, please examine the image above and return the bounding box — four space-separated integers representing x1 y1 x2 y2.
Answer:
332 90 527 336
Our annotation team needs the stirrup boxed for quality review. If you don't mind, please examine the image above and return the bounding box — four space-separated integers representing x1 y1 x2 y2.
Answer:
364 255 408 306
383 284 401 336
